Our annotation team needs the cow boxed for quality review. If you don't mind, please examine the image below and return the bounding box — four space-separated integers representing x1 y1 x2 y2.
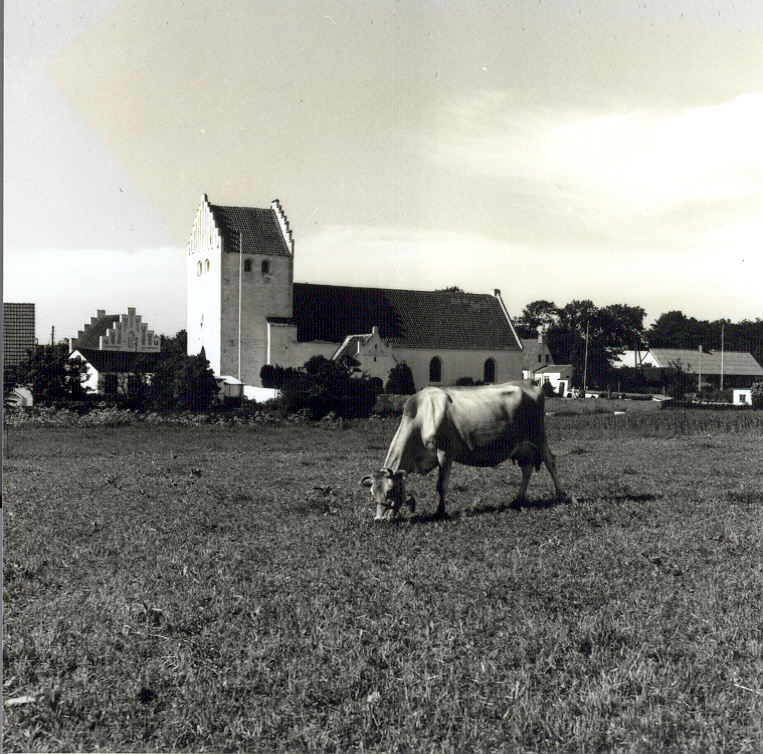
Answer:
360 380 572 520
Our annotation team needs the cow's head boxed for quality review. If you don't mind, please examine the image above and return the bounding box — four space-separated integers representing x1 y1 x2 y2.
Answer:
360 468 416 521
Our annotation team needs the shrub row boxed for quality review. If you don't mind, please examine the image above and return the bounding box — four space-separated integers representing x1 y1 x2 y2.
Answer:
1 405 334 429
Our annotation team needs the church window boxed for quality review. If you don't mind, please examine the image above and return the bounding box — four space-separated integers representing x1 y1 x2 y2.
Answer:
484 358 495 383
429 357 442 383
205 259 210 273
197 260 202 276
243 259 252 273
261 259 271 275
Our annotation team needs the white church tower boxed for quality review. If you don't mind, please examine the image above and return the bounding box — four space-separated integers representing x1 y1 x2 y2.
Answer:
186 194 294 386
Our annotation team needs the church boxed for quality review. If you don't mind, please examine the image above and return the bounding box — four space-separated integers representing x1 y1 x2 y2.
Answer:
187 194 524 398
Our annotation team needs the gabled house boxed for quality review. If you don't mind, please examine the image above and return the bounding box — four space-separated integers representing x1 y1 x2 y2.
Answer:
331 326 397 383
534 364 574 396
70 348 168 395
187 194 525 396
69 308 166 395
521 327 554 379
612 348 763 389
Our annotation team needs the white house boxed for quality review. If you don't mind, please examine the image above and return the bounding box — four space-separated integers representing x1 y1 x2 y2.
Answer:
612 348 763 389
534 364 574 396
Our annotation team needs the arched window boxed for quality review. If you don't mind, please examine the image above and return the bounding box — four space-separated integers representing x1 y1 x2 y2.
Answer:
197 260 202 276
243 259 252 273
429 357 442 383
484 358 495 383
261 259 270 275
205 259 210 273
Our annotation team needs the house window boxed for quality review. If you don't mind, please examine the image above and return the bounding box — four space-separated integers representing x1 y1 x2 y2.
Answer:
484 358 495 383
538 354 542 363
546 354 550 363
243 259 252 273
429 357 442 383
261 259 270 275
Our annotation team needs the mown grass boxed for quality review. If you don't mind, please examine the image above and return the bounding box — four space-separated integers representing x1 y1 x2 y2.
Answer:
3 412 763 753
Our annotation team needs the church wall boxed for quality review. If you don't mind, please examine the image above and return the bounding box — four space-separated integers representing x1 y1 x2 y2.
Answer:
187 198 223 373
220 249 294 383
394 348 524 391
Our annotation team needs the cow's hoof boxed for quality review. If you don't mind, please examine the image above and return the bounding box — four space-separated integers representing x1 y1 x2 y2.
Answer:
509 499 523 510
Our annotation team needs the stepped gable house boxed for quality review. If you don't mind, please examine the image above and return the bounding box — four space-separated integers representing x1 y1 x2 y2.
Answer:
187 194 524 397
70 308 166 395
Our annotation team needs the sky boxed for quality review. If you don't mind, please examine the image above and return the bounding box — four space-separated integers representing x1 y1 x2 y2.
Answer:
4 0 762 345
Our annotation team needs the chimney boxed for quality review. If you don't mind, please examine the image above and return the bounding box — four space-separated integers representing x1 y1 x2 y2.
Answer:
537 325 544 343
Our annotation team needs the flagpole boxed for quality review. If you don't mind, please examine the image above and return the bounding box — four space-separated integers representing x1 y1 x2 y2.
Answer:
720 323 725 392
582 321 589 397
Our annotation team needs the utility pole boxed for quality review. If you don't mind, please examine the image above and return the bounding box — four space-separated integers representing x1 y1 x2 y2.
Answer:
51 326 55 346
720 322 725 392
582 321 589 398
698 343 702 398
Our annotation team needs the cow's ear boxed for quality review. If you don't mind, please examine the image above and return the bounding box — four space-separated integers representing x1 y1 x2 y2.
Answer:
359 475 373 488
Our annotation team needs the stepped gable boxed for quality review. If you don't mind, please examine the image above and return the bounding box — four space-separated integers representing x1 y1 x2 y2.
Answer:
73 313 120 350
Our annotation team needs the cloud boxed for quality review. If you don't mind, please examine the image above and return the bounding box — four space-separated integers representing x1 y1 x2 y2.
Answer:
430 92 763 248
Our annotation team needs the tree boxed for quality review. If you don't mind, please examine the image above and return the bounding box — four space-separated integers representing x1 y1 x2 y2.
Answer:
14 344 90 404
385 362 416 395
521 300 560 329
146 333 217 410
4 365 20 407
751 381 763 410
281 355 381 419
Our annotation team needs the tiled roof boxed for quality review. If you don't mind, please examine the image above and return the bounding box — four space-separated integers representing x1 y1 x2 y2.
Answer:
72 314 120 349
209 205 291 256
650 349 763 376
535 364 572 374
333 334 369 361
521 339 542 368
292 284 520 351
72 349 170 373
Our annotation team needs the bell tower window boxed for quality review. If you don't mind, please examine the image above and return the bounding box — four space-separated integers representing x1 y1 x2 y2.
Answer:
243 259 252 273
261 260 271 275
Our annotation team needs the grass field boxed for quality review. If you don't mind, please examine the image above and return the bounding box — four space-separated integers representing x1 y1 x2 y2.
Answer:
3 411 763 752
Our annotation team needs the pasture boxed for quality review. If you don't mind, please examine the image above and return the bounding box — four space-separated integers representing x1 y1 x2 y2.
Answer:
3 411 763 753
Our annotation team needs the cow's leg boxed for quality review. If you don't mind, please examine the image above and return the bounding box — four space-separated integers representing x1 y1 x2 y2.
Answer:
511 462 533 508
435 451 452 518
541 436 572 502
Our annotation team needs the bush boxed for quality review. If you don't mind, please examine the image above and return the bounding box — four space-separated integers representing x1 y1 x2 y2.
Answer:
751 381 763 410
281 356 382 419
385 362 416 395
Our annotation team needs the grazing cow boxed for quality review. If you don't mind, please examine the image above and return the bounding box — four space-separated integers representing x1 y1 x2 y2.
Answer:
360 380 572 520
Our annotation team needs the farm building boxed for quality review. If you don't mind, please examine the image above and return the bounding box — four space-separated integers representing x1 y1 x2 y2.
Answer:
187 194 525 397
533 364 574 396
69 308 167 395
521 327 555 379
612 348 763 389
